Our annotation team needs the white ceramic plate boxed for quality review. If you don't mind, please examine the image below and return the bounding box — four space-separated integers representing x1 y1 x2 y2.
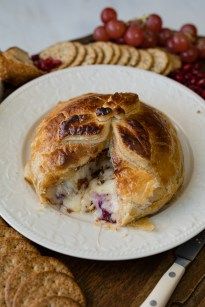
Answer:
0 65 205 260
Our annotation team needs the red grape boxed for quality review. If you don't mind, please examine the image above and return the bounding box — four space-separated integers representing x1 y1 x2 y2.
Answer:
197 38 205 59
172 32 190 53
129 19 145 29
180 46 198 62
182 63 192 72
101 7 117 24
158 28 173 46
166 38 176 53
197 78 205 88
142 30 158 48
106 19 127 39
180 24 197 42
124 25 144 47
170 62 205 99
146 14 162 33
93 26 110 41
115 37 125 44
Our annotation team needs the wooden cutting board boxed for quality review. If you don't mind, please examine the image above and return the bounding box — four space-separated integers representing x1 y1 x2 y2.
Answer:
41 244 205 306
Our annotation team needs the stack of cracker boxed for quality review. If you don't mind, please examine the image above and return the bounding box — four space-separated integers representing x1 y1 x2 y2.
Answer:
0 41 181 87
39 41 181 75
0 218 86 307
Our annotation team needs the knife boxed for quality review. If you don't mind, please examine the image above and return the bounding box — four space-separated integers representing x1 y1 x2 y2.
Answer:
140 230 205 307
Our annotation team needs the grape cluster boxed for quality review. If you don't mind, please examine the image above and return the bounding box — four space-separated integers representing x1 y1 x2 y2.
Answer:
93 7 205 63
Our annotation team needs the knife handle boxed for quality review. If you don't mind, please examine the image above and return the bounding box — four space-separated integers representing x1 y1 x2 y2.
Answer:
140 262 185 307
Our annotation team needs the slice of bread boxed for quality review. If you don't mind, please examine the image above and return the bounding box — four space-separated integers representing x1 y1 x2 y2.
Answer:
0 47 43 86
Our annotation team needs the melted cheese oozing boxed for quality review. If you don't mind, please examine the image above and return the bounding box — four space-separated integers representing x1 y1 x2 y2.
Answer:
47 162 94 212
48 152 118 223
81 168 118 222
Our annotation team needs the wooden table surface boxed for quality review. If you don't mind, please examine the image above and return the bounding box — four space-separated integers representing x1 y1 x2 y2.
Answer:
41 243 205 307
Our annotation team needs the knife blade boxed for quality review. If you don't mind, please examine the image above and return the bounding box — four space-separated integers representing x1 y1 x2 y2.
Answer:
140 230 205 307
176 229 205 262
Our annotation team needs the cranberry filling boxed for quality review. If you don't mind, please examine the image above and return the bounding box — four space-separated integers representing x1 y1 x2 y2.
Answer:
98 200 116 224
31 54 62 72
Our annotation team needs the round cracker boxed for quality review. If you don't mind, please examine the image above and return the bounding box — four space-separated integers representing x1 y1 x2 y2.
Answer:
69 42 86 67
0 251 38 307
81 44 96 65
13 271 85 307
0 218 8 227
163 62 173 76
5 256 73 307
117 45 131 65
90 43 104 64
109 43 121 64
0 237 39 254
93 42 114 64
30 296 80 307
148 48 169 74
40 42 77 69
163 54 173 76
0 226 23 239
170 54 181 71
163 54 182 75
126 46 140 67
136 49 154 70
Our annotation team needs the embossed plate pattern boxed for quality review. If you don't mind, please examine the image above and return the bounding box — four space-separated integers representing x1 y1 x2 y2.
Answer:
0 65 205 260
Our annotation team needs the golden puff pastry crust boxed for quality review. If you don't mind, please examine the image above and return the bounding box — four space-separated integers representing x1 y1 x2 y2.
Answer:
25 92 183 226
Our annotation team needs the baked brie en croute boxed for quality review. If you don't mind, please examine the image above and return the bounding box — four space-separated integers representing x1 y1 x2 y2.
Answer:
25 92 183 226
